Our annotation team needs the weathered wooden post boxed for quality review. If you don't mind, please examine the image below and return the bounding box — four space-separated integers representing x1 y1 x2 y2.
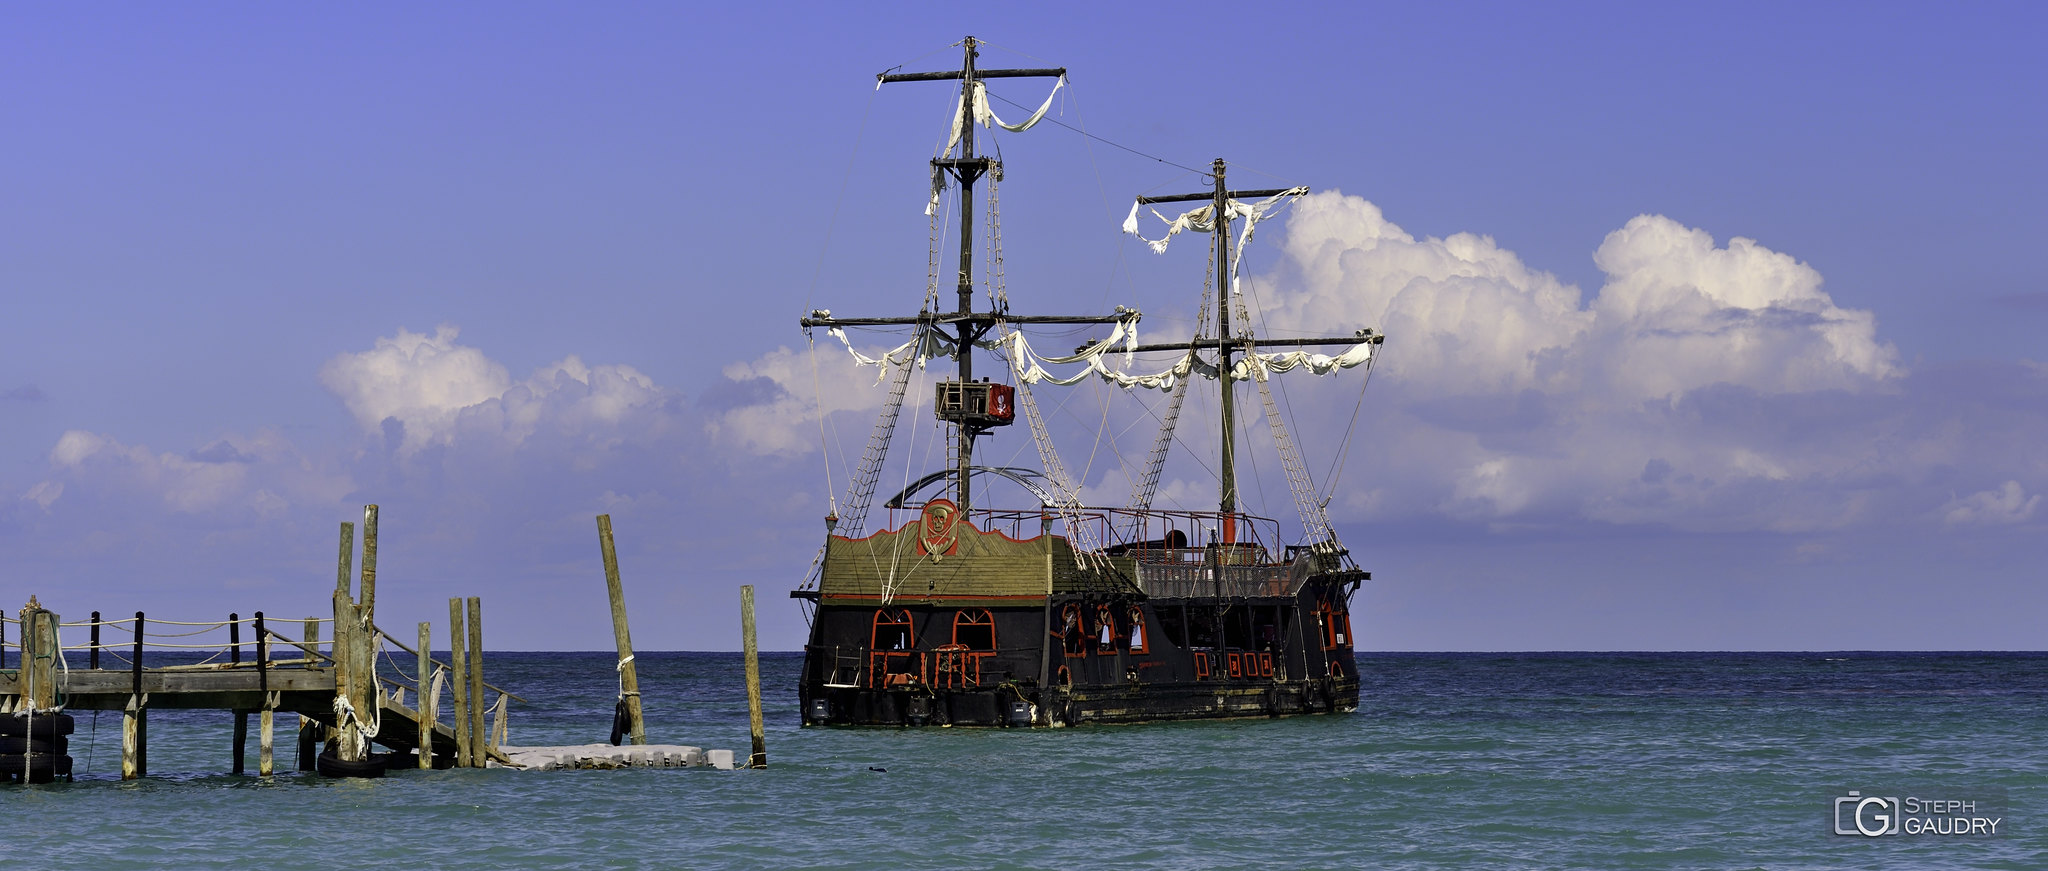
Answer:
256 611 273 776
417 621 434 769
466 596 486 766
331 520 353 761
360 504 378 619
742 585 767 769
597 514 647 745
230 612 246 775
331 586 360 763
19 599 59 714
123 611 146 779
492 693 509 748
330 514 378 768
299 615 322 770
448 598 470 767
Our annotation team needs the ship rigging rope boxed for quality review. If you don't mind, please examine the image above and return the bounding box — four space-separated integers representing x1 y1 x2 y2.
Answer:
1320 349 1381 508
802 78 882 520
806 332 839 520
983 88 1210 176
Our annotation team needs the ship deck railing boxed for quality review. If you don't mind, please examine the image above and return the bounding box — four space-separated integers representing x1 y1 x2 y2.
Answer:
874 504 1294 557
1132 559 1313 599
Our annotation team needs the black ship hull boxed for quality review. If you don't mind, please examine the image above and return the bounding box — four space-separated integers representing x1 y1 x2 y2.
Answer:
797 568 1361 728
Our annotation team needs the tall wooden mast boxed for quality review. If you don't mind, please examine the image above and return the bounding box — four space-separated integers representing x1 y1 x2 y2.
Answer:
1134 161 1287 538
1129 162 1380 539
803 37 1117 515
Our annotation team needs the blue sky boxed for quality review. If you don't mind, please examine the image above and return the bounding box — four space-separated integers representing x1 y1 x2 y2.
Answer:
4 3 2044 651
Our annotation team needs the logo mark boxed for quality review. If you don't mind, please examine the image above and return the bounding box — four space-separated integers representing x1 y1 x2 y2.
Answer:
1835 792 1900 837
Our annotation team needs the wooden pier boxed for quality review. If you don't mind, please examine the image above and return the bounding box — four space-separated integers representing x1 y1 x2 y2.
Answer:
0 506 518 781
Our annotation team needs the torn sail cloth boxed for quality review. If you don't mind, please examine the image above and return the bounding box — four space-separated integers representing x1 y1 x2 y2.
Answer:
931 77 1067 214
827 317 1092 382
996 316 1142 386
1121 187 1310 293
826 327 947 383
1239 339 1375 378
1070 340 1376 392
945 76 1067 155
1000 317 1372 391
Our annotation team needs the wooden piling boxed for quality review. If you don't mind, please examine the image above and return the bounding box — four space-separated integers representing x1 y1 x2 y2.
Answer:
231 612 246 775
302 614 325 768
257 612 273 776
122 706 140 780
597 514 647 745
336 521 354 596
20 604 59 713
260 708 274 777
360 505 378 618
418 621 433 769
124 611 145 780
742 585 767 769
297 717 318 771
466 596 486 766
448 598 470 767
332 584 376 764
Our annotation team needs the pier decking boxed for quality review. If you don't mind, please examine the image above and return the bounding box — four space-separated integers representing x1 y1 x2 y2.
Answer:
1 506 517 781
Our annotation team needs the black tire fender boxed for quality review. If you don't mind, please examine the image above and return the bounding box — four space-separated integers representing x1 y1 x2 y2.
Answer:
0 713 75 739
0 752 72 783
316 747 387 779
0 735 67 755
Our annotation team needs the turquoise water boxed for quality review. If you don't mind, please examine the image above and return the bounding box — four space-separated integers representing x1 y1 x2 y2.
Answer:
10 652 2043 869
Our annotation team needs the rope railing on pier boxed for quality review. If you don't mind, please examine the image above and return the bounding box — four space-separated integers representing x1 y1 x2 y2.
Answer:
374 627 525 703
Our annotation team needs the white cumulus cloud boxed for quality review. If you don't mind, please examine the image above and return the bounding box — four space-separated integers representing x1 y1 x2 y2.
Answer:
1942 481 2039 526
1238 193 1914 532
709 344 903 457
321 327 671 456
319 325 512 453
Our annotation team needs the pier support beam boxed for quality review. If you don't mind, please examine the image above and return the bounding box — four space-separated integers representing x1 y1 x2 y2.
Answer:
18 601 60 714
297 717 318 771
257 612 273 776
122 705 145 780
448 599 470 767
124 611 147 779
231 613 246 775
418 622 434 769
466 597 485 767
331 512 379 766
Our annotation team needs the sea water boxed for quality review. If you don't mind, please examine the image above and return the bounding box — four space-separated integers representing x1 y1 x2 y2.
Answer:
7 652 2042 869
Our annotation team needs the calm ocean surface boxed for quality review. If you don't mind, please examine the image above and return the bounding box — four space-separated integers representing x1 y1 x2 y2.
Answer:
9 651 2042 869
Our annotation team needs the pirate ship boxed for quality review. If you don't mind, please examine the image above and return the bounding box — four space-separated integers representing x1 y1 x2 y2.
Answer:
793 38 1381 727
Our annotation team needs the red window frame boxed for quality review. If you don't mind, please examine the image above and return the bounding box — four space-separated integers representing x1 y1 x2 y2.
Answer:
1059 604 1086 656
870 608 919 688
952 609 996 649
1317 601 1354 651
1125 607 1148 654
